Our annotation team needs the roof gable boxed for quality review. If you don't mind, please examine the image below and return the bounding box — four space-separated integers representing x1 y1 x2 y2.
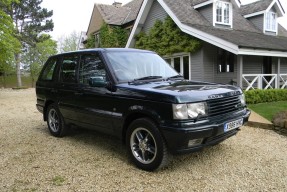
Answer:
241 0 285 17
86 4 104 36
87 0 143 33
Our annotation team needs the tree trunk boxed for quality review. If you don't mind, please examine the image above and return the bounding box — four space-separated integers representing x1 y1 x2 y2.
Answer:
15 53 22 87
4 72 7 88
1 75 3 88
31 77 34 88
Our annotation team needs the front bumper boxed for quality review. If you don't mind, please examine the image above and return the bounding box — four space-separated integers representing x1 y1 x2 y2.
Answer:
36 104 44 114
161 109 251 154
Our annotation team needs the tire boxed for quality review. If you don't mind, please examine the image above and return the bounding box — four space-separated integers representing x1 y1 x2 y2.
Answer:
126 118 168 171
46 104 68 137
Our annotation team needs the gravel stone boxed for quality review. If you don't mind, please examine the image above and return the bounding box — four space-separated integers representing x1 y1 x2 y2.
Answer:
0 89 287 191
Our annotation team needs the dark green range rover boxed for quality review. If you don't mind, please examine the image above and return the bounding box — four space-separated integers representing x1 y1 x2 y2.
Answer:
36 48 250 171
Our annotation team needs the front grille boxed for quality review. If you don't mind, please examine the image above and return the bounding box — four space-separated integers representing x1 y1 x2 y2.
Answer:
207 95 242 117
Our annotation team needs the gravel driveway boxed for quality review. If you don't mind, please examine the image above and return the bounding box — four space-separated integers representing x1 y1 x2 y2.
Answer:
0 88 287 191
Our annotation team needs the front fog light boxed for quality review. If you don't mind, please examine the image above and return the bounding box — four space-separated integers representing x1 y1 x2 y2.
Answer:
188 138 203 147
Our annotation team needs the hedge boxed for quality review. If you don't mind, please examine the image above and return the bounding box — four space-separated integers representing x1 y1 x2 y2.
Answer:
244 89 287 104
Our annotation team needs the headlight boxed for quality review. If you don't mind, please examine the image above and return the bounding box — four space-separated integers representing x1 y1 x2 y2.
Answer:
187 102 207 118
172 104 188 119
239 94 246 106
173 102 207 120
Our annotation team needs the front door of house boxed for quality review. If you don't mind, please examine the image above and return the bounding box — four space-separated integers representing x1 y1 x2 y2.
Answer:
263 56 272 88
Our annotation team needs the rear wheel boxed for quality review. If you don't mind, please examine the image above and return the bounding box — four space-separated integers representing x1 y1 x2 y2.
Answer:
46 104 67 137
126 118 168 171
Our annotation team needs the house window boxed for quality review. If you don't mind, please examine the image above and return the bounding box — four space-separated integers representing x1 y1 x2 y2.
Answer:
217 49 234 73
265 12 277 32
165 55 190 80
215 1 232 26
94 32 100 47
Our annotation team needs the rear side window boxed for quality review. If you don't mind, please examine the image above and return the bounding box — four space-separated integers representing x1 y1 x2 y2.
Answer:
61 55 78 83
41 57 57 81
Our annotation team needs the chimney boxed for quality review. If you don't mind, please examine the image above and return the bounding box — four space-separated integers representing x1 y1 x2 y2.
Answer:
112 2 122 8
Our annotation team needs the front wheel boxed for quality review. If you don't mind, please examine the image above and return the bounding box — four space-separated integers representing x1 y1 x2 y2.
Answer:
46 104 67 137
126 118 168 171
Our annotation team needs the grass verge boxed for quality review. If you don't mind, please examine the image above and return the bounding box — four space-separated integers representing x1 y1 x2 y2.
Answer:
248 101 287 121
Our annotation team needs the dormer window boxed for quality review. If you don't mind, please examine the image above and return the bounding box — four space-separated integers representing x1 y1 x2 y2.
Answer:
214 1 232 27
265 12 277 32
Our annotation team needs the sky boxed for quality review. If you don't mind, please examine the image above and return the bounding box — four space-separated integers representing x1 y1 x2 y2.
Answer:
41 0 287 40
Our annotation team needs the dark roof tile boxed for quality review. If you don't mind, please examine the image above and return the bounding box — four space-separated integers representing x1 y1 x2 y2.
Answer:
192 25 287 51
96 0 143 25
240 0 272 15
191 0 209 6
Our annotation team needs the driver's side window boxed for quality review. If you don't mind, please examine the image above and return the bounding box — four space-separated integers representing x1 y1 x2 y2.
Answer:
79 53 107 87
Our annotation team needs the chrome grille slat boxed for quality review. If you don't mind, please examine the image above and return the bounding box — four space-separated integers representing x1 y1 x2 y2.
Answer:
207 95 241 117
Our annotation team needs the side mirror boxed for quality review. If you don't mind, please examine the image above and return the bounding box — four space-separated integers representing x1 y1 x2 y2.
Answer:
89 76 108 87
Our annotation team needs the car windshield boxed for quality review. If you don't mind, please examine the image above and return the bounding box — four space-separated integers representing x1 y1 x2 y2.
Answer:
106 51 178 82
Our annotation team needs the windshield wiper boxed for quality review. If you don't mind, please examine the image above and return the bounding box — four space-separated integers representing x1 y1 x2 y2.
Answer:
133 76 163 81
166 75 184 80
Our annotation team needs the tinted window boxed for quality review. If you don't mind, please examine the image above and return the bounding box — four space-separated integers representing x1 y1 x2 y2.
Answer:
41 57 57 81
61 55 78 83
79 53 107 86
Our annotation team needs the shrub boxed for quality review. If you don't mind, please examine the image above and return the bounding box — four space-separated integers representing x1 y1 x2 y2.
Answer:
244 89 287 104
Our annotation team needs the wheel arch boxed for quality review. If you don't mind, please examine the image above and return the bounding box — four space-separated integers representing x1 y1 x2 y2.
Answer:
43 100 55 121
122 111 161 145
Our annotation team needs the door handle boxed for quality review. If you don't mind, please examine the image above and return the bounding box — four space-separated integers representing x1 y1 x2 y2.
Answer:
51 89 58 93
74 92 83 96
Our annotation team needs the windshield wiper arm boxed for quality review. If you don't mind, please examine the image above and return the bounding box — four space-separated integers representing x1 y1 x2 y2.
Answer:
166 75 184 80
133 76 163 81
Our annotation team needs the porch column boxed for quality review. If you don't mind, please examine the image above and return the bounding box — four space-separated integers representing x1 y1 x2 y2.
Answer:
237 55 243 88
277 58 281 89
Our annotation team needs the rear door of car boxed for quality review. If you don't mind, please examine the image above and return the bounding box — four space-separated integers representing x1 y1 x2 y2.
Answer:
57 53 82 124
36 56 61 111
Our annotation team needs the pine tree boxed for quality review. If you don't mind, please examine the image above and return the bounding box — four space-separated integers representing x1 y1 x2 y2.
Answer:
4 0 54 87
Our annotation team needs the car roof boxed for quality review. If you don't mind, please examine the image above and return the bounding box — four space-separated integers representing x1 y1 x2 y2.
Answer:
52 48 154 57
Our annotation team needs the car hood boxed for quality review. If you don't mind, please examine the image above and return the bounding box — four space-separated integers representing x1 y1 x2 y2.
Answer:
115 80 242 103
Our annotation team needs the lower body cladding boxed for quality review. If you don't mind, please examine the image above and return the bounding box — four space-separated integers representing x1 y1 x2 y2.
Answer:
161 109 251 154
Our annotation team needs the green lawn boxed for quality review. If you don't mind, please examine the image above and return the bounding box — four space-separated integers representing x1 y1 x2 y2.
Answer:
248 101 287 121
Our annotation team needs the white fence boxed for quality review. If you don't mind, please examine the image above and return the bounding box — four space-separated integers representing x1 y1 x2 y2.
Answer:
242 74 287 91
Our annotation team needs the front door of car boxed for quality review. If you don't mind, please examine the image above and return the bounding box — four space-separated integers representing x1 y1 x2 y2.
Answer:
75 52 114 134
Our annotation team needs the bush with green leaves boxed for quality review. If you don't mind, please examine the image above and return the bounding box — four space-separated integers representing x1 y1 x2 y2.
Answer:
135 17 201 56
244 89 287 104
85 23 128 48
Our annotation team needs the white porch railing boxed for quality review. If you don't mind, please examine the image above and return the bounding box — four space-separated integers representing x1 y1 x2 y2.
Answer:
242 74 287 91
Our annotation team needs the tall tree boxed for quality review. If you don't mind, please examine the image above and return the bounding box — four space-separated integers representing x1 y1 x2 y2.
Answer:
0 0 20 84
58 31 80 53
22 34 57 87
4 0 54 87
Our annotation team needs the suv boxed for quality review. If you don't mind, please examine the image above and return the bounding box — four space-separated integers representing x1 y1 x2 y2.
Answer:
36 48 250 171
